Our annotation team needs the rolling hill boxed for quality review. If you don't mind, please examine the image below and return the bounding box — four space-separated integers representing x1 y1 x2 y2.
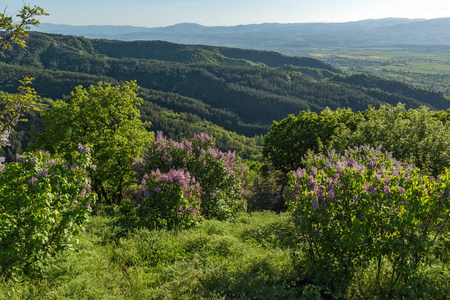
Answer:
1 32 449 161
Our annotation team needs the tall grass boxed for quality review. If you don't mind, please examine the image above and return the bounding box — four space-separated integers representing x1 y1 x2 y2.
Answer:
1 208 449 299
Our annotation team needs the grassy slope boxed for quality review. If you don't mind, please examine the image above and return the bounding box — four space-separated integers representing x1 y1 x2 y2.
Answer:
1 209 449 299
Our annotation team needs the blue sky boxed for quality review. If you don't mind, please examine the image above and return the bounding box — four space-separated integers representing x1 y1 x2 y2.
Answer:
3 0 450 27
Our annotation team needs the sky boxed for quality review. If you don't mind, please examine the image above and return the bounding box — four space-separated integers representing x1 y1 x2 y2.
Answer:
3 0 450 27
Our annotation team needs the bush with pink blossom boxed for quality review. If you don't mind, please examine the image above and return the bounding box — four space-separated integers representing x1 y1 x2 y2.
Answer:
285 145 450 286
133 132 248 223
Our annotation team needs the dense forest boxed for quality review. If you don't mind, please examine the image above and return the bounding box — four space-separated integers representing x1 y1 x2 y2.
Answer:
1 32 449 161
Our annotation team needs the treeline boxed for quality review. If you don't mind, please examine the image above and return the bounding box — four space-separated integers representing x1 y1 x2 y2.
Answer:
264 104 450 176
1 33 448 132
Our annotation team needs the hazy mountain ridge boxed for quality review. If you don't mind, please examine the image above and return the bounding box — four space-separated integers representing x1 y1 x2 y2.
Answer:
35 18 449 50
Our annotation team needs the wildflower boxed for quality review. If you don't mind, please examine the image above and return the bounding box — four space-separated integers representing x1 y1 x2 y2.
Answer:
363 183 371 192
383 185 391 196
0 130 10 146
367 158 377 171
78 143 91 153
28 176 38 185
326 189 335 201
346 157 357 168
37 168 48 178
312 197 319 210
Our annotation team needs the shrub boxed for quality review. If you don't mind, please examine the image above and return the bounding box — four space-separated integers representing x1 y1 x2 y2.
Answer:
284 146 450 289
134 132 248 221
124 168 203 230
0 146 96 276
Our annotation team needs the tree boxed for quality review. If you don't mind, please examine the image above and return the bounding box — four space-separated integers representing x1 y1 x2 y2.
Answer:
0 5 48 56
0 5 47 147
263 108 360 174
34 81 153 204
0 77 40 147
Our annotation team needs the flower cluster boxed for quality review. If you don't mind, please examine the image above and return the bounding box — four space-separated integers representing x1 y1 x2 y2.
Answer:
132 168 203 230
0 130 10 147
133 132 248 222
285 145 450 282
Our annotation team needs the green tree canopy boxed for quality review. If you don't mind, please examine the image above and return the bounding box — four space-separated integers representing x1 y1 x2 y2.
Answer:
0 5 48 56
264 104 450 176
263 108 360 174
33 81 153 204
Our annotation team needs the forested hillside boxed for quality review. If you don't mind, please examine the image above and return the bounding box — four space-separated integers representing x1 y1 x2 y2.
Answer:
1 32 449 160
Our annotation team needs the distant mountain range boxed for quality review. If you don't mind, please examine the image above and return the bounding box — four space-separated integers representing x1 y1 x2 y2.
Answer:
35 18 450 51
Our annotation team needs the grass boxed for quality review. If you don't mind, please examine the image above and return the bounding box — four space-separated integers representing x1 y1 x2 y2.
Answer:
1 207 449 299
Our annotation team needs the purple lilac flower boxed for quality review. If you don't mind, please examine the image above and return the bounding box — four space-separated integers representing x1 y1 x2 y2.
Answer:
78 143 91 153
371 187 378 196
189 206 197 216
37 168 48 178
346 157 357 168
383 185 392 196
326 189 335 201
193 132 213 144
367 158 377 171
311 166 318 176
317 189 325 199
374 173 381 181
308 176 318 189
355 164 366 173
0 130 10 146
28 176 38 185
85 200 92 209
16 154 24 163
312 197 319 210
177 205 186 214
291 168 306 179
363 183 371 192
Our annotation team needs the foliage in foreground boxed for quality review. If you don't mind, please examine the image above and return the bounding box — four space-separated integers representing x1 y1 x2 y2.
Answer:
34 81 153 204
1 210 449 299
0 148 96 277
285 145 450 295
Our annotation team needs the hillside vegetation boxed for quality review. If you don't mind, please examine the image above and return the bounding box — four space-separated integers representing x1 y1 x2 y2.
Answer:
1 32 449 161
1 28 450 299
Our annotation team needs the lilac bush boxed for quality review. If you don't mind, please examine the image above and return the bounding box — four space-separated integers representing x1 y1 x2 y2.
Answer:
129 168 203 230
133 131 247 222
0 147 96 276
285 145 450 285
